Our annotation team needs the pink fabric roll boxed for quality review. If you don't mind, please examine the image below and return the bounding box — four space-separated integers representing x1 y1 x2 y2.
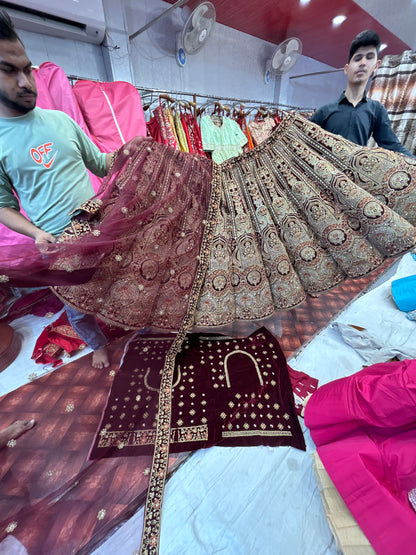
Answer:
305 359 416 555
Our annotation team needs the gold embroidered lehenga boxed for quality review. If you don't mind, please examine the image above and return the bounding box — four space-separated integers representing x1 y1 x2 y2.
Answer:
1 112 415 553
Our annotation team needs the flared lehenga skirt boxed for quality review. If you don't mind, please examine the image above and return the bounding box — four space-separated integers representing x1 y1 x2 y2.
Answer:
40 111 416 331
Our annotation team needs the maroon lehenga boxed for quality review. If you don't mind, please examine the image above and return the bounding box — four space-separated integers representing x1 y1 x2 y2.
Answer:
1 112 416 553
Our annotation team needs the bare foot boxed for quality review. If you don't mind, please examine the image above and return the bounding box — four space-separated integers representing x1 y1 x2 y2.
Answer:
0 419 36 449
92 346 110 369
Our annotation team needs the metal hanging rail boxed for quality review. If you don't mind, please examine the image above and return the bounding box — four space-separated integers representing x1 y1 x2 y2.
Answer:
290 68 344 80
65 75 316 111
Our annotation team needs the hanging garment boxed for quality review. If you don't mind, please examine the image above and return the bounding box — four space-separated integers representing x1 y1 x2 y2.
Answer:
1 112 416 555
200 115 248 162
33 62 93 137
236 113 255 151
146 113 164 144
89 327 306 458
305 359 416 555
367 50 416 156
248 116 277 146
180 110 194 153
184 111 205 155
73 80 147 152
173 109 189 152
151 104 179 149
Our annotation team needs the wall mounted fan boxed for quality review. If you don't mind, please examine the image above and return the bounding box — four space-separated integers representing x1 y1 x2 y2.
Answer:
176 1 216 67
264 37 303 83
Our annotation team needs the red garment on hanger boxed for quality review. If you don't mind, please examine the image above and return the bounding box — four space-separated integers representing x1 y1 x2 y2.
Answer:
73 80 147 152
184 112 205 155
151 103 179 149
180 111 194 153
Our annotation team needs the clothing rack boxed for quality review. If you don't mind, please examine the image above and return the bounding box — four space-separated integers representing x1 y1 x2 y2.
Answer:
65 74 316 117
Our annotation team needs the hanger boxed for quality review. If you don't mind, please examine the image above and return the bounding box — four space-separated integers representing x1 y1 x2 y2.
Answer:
159 93 175 108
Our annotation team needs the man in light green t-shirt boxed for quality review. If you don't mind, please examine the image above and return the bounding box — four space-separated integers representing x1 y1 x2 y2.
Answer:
0 10 115 369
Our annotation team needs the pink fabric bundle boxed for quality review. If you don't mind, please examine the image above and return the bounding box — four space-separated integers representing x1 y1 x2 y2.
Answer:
33 62 103 194
73 80 147 152
305 359 416 555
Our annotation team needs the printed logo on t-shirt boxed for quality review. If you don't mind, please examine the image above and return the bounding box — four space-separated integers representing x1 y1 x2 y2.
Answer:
30 143 57 169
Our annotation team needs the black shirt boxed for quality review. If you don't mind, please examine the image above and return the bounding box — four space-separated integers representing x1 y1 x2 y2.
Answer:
310 92 414 157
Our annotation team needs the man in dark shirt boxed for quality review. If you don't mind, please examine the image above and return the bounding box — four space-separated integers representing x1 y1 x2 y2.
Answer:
310 30 413 157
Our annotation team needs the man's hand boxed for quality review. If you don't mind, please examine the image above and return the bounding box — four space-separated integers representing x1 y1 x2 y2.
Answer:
33 229 56 244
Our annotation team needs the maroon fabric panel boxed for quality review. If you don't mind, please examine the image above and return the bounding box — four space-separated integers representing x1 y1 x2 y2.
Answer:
89 327 305 458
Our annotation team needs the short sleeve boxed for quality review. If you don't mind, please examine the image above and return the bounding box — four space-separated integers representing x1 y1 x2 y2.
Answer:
68 116 107 177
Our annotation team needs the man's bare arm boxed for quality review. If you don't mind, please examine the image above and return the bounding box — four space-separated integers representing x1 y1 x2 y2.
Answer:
0 207 56 243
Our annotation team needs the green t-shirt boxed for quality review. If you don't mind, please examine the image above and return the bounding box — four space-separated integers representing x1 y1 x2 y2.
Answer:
0 107 107 236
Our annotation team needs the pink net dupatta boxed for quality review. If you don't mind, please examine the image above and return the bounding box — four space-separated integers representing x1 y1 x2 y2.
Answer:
0 137 217 332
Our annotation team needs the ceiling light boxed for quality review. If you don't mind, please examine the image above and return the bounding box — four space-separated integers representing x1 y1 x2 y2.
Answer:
332 15 347 26
300 0 310 5
379 43 388 52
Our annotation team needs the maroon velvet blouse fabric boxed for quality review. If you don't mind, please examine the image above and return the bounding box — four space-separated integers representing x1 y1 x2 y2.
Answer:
89 327 305 459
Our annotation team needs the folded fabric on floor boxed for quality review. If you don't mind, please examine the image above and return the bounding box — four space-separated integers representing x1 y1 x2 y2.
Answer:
89 327 305 459
31 311 131 367
304 359 416 555
0 337 187 554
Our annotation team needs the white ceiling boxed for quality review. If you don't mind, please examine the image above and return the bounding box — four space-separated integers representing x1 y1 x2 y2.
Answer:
353 0 416 49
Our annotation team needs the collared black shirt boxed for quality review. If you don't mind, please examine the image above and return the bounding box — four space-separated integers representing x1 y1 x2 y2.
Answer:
310 92 414 157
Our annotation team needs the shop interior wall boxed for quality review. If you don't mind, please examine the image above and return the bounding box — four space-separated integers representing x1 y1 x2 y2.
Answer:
120 0 344 109
17 28 108 81
15 0 347 111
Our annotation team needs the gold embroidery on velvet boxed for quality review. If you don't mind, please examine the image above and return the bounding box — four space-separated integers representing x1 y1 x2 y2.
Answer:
223 350 263 388
139 164 221 555
222 430 293 438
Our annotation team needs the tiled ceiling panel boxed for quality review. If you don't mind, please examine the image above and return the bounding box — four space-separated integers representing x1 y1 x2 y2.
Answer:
165 0 411 67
